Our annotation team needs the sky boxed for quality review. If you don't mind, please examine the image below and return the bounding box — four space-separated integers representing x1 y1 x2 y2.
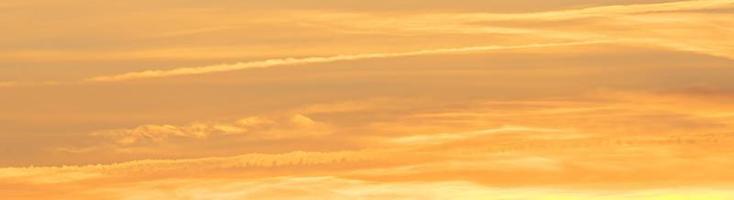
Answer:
2 0 734 199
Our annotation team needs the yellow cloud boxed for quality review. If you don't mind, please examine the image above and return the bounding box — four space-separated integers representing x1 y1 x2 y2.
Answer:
3 0 732 86
3 1 734 199
390 125 564 145
91 114 331 145
85 40 608 82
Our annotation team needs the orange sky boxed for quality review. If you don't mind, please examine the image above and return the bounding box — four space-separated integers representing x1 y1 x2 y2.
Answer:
2 0 734 199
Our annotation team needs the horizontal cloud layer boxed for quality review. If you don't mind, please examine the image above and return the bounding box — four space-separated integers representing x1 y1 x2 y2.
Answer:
85 41 609 82
3 0 734 199
92 114 330 145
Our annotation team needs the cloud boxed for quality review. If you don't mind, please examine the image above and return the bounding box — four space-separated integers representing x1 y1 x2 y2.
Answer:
2 0 732 87
390 125 564 145
457 0 734 21
305 0 734 59
17 176 734 200
4 90 734 199
68 0 734 84
4 1 734 198
91 114 331 145
85 40 610 82
31 90 734 167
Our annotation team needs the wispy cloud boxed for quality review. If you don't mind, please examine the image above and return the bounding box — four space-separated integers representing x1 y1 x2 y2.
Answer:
456 0 734 21
65 0 734 83
91 114 331 145
5 0 733 86
1 41 612 88
5 90 734 199
4 1 734 198
391 126 564 145
85 40 610 82
6 175 734 200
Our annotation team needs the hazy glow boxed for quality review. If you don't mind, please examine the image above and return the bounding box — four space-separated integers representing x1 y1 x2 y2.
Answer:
2 0 734 199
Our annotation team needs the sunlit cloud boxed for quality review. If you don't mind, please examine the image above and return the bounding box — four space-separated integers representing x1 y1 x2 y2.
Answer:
3 0 732 86
6 175 734 199
390 126 564 145
3 0 734 199
85 40 609 82
91 114 330 145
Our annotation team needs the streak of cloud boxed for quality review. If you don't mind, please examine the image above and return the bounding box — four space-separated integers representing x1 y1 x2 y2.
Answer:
391 126 563 145
85 40 611 82
91 114 330 145
3 1 734 199
455 0 734 21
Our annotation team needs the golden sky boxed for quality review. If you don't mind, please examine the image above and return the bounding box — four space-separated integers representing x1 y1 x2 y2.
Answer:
2 0 734 199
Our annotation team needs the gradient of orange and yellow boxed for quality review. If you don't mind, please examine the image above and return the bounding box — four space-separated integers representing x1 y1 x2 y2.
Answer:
2 0 734 199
